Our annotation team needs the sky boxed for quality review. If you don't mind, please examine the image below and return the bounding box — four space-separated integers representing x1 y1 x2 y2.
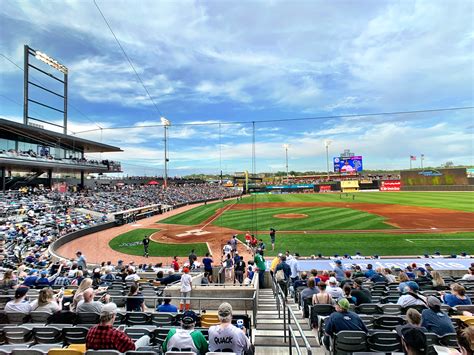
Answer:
1 0 473 176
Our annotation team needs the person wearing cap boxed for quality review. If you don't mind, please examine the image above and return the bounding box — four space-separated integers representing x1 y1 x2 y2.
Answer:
414 268 431 286
323 298 368 349
421 296 455 336
333 260 345 282
209 302 251 354
86 302 150 352
397 281 427 309
396 324 427 355
369 267 388 283
35 270 52 288
22 269 38 287
327 277 344 300
162 310 208 354
5 286 32 314
180 267 192 312
364 264 376 278
351 278 372 306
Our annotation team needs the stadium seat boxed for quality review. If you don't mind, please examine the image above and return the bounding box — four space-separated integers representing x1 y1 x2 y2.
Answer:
200 314 220 327
125 351 160 355
48 349 84 355
126 312 150 326
6 312 28 325
62 326 88 344
11 350 47 355
401 305 427 315
76 312 100 325
425 333 440 355
150 313 176 327
379 304 401 315
165 352 196 355
113 312 126 327
355 303 382 315
367 331 402 353
33 326 63 344
30 311 52 324
153 328 170 345
455 305 474 314
206 353 237 355
333 330 368 354
3 326 34 345
0 345 29 355
125 327 153 341
438 333 459 348
309 304 334 328
373 315 405 331
358 315 374 331
85 350 121 355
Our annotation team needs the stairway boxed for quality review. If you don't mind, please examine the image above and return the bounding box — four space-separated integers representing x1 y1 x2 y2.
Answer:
253 289 322 355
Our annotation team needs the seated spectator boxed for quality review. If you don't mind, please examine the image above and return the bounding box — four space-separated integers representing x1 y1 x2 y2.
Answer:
313 281 334 305
77 288 109 313
383 268 396 283
160 270 181 285
343 285 356 304
421 296 455 336
100 269 114 286
35 271 51 288
162 310 208 354
126 283 144 312
398 272 411 293
22 269 39 287
441 283 472 307
5 287 31 313
86 303 150 352
293 271 308 289
462 267 474 281
414 268 431 286
125 269 140 282
155 270 165 283
300 277 319 307
430 271 446 290
370 267 388 283
319 270 329 282
30 288 61 314
157 297 178 313
0 270 18 291
208 302 251 354
326 277 344 300
404 308 428 331
323 298 368 349
457 326 474 355
71 270 85 286
397 281 427 309
352 265 365 278
51 268 71 287
405 266 416 279
364 264 376 278
396 325 427 355
351 278 372 306
309 269 321 283
71 278 93 312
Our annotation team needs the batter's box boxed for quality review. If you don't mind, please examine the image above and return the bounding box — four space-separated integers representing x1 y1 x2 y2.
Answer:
175 229 211 237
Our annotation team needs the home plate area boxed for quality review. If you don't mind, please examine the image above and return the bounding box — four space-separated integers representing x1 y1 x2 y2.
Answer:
175 229 211 237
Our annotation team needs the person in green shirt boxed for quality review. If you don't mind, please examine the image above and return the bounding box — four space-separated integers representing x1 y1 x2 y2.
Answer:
254 249 266 289
162 310 208 354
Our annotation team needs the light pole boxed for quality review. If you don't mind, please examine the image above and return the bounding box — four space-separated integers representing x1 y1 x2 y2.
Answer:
324 140 332 180
161 116 171 188
283 144 290 184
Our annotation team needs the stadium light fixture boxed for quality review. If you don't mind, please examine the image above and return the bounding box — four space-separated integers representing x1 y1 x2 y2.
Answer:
283 144 290 184
324 140 332 179
160 116 171 126
34 50 68 74
161 117 171 188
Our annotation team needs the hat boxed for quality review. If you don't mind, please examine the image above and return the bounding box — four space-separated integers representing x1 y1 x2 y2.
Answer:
278 253 283 257
427 296 441 308
101 302 118 315
15 287 29 298
218 302 233 318
335 260 342 265
354 278 364 286
337 298 350 310
29 269 38 275
406 281 419 292
329 277 337 284
396 325 426 351
183 267 190 273
40 270 48 276
182 310 198 325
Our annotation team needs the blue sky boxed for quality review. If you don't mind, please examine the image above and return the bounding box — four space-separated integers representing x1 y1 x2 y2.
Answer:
1 0 473 176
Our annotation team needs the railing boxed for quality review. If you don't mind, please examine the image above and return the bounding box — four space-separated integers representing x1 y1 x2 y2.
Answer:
271 275 313 355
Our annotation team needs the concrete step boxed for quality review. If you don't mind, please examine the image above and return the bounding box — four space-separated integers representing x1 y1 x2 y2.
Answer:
254 336 319 347
255 346 323 355
255 329 316 337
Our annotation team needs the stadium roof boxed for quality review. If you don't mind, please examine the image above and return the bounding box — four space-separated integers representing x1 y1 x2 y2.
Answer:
0 118 122 153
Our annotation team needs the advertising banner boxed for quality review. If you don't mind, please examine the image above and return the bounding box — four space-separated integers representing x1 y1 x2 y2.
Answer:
380 180 401 191
319 185 332 192
334 156 363 174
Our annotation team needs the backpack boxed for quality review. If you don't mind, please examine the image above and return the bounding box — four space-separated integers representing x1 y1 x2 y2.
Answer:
275 269 285 282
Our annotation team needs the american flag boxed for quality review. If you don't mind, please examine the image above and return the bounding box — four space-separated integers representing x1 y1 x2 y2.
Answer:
410 155 416 160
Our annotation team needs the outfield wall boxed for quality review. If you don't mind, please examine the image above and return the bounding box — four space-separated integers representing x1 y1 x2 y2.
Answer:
402 185 474 191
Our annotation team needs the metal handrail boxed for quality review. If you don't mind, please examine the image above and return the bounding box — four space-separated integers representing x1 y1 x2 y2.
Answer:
287 304 313 355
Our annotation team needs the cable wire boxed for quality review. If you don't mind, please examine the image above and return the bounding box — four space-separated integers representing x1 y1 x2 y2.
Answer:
93 0 164 118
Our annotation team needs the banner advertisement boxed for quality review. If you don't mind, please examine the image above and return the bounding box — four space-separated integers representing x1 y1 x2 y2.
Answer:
380 180 401 191
319 185 332 192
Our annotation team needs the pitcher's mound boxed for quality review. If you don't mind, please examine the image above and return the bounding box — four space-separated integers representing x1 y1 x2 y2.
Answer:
274 213 308 219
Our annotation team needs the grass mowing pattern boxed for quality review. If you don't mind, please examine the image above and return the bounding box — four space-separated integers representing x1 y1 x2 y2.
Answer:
159 200 232 225
237 232 474 257
239 192 474 212
109 228 209 257
213 207 394 231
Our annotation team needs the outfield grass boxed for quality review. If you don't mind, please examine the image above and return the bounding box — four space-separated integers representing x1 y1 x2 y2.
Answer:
159 200 232 225
239 192 474 212
213 207 394 231
237 232 474 257
108 228 209 257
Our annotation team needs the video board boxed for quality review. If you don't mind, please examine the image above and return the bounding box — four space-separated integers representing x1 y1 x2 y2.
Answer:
333 156 363 174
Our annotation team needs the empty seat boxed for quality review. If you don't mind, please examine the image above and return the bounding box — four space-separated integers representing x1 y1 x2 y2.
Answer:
113 312 126 327
359 315 374 331
76 312 100 325
12 350 47 355
85 350 121 355
425 332 440 355
6 312 28 325
374 315 405 331
165 352 196 355
200 314 220 327
126 312 150 326
309 304 334 328
333 330 368 354
154 328 171 345
33 326 63 344
62 326 88 344
151 313 176 327
30 311 52 324
379 304 401 315
439 333 459 348
367 331 402 353
3 326 34 344
355 303 382 315
48 349 84 355
125 327 152 341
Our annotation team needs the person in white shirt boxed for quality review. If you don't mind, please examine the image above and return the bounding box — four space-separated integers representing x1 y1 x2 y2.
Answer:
397 282 427 309
30 288 61 314
180 267 192 312
5 287 32 314
125 269 140 282
77 288 109 313
209 302 251 354
326 277 344 300
462 267 474 280
222 242 232 257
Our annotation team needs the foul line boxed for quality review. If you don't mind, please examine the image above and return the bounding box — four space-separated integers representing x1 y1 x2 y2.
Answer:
200 202 237 230
406 238 474 243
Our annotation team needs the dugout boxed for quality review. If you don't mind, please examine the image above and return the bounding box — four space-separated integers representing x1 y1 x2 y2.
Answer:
340 180 359 192
264 184 314 194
